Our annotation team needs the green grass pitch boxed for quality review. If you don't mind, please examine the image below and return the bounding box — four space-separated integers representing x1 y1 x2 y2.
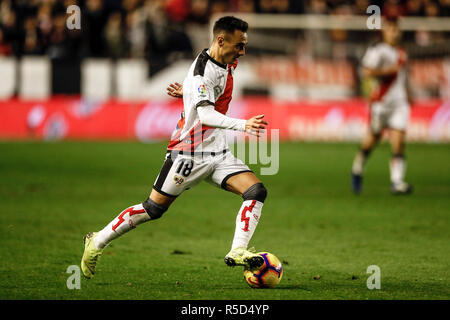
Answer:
0 141 448 300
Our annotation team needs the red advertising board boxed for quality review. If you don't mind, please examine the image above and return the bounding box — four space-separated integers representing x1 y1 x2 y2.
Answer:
0 97 448 142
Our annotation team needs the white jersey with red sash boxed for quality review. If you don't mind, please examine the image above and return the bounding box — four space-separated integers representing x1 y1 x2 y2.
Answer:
168 49 238 153
362 42 408 104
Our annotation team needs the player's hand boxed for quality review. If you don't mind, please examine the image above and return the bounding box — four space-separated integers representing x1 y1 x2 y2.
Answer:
397 49 407 66
245 114 268 137
167 82 183 98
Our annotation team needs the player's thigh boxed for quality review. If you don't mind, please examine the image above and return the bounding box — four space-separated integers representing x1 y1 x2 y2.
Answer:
387 104 409 133
152 154 212 202
369 102 387 137
389 129 406 154
361 131 381 150
149 188 176 208
209 152 261 196
225 171 262 196
387 103 409 154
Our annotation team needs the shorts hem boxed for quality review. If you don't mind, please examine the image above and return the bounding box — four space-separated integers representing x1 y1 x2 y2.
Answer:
220 170 254 190
152 185 178 198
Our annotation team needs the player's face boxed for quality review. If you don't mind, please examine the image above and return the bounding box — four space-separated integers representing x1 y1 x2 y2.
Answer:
382 22 400 45
220 30 248 64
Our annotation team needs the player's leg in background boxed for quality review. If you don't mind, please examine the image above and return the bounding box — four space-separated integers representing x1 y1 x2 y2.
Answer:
351 132 381 193
389 128 413 194
351 102 385 194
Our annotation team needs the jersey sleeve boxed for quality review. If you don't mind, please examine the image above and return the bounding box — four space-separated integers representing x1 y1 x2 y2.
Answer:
362 46 382 69
192 75 216 109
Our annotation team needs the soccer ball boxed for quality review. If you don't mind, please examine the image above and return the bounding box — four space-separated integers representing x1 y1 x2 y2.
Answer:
244 252 283 288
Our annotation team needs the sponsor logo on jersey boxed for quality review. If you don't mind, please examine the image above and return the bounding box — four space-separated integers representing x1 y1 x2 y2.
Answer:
198 84 206 95
173 175 185 185
213 85 222 99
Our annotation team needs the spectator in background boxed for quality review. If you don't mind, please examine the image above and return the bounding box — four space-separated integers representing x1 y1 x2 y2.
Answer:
257 0 301 14
144 0 193 76
306 0 329 14
438 0 450 17
0 27 13 56
36 2 53 52
235 0 256 13
123 0 143 12
64 0 82 59
187 0 210 25
165 0 190 22
424 0 439 16
404 0 424 16
47 10 72 59
125 8 147 58
104 11 128 59
354 0 370 15
422 0 447 46
1 7 21 56
209 0 229 16
82 0 107 57
382 0 405 18
258 0 274 13
271 0 291 14
23 15 41 55
186 0 211 54
0 0 447 76
329 2 353 60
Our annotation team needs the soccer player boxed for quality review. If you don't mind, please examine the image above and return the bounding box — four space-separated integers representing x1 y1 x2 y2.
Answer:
81 16 269 278
351 17 413 195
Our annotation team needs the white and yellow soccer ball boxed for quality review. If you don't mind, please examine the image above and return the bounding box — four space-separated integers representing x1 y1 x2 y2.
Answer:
244 252 283 288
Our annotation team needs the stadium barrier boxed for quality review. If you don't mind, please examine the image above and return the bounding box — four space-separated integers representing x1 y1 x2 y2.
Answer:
0 56 447 101
0 97 448 142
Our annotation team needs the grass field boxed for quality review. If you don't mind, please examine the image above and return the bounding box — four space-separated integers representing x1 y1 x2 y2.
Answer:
0 141 448 300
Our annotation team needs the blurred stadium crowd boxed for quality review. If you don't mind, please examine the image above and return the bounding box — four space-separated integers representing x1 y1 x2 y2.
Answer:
0 0 449 73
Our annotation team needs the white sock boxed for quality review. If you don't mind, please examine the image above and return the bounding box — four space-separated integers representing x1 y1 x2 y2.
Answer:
352 150 368 175
94 203 150 249
390 156 406 184
231 200 263 250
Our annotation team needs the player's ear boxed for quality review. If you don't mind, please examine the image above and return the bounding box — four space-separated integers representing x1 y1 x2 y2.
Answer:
217 34 225 47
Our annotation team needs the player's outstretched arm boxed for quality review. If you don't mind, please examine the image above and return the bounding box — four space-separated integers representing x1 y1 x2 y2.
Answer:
363 66 400 79
245 114 268 137
167 82 183 98
405 67 414 106
197 106 268 137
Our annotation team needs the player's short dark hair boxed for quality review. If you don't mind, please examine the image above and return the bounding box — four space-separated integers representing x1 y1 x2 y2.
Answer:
213 16 248 36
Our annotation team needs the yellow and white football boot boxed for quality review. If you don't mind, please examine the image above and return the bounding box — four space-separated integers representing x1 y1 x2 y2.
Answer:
81 232 103 279
224 247 264 270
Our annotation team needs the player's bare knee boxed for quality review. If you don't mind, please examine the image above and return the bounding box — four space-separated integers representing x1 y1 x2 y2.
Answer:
142 198 168 220
242 183 267 203
392 152 405 159
392 140 405 155
360 147 372 158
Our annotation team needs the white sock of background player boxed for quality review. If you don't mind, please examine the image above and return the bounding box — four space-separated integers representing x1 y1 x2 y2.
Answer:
390 154 406 185
352 148 372 175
